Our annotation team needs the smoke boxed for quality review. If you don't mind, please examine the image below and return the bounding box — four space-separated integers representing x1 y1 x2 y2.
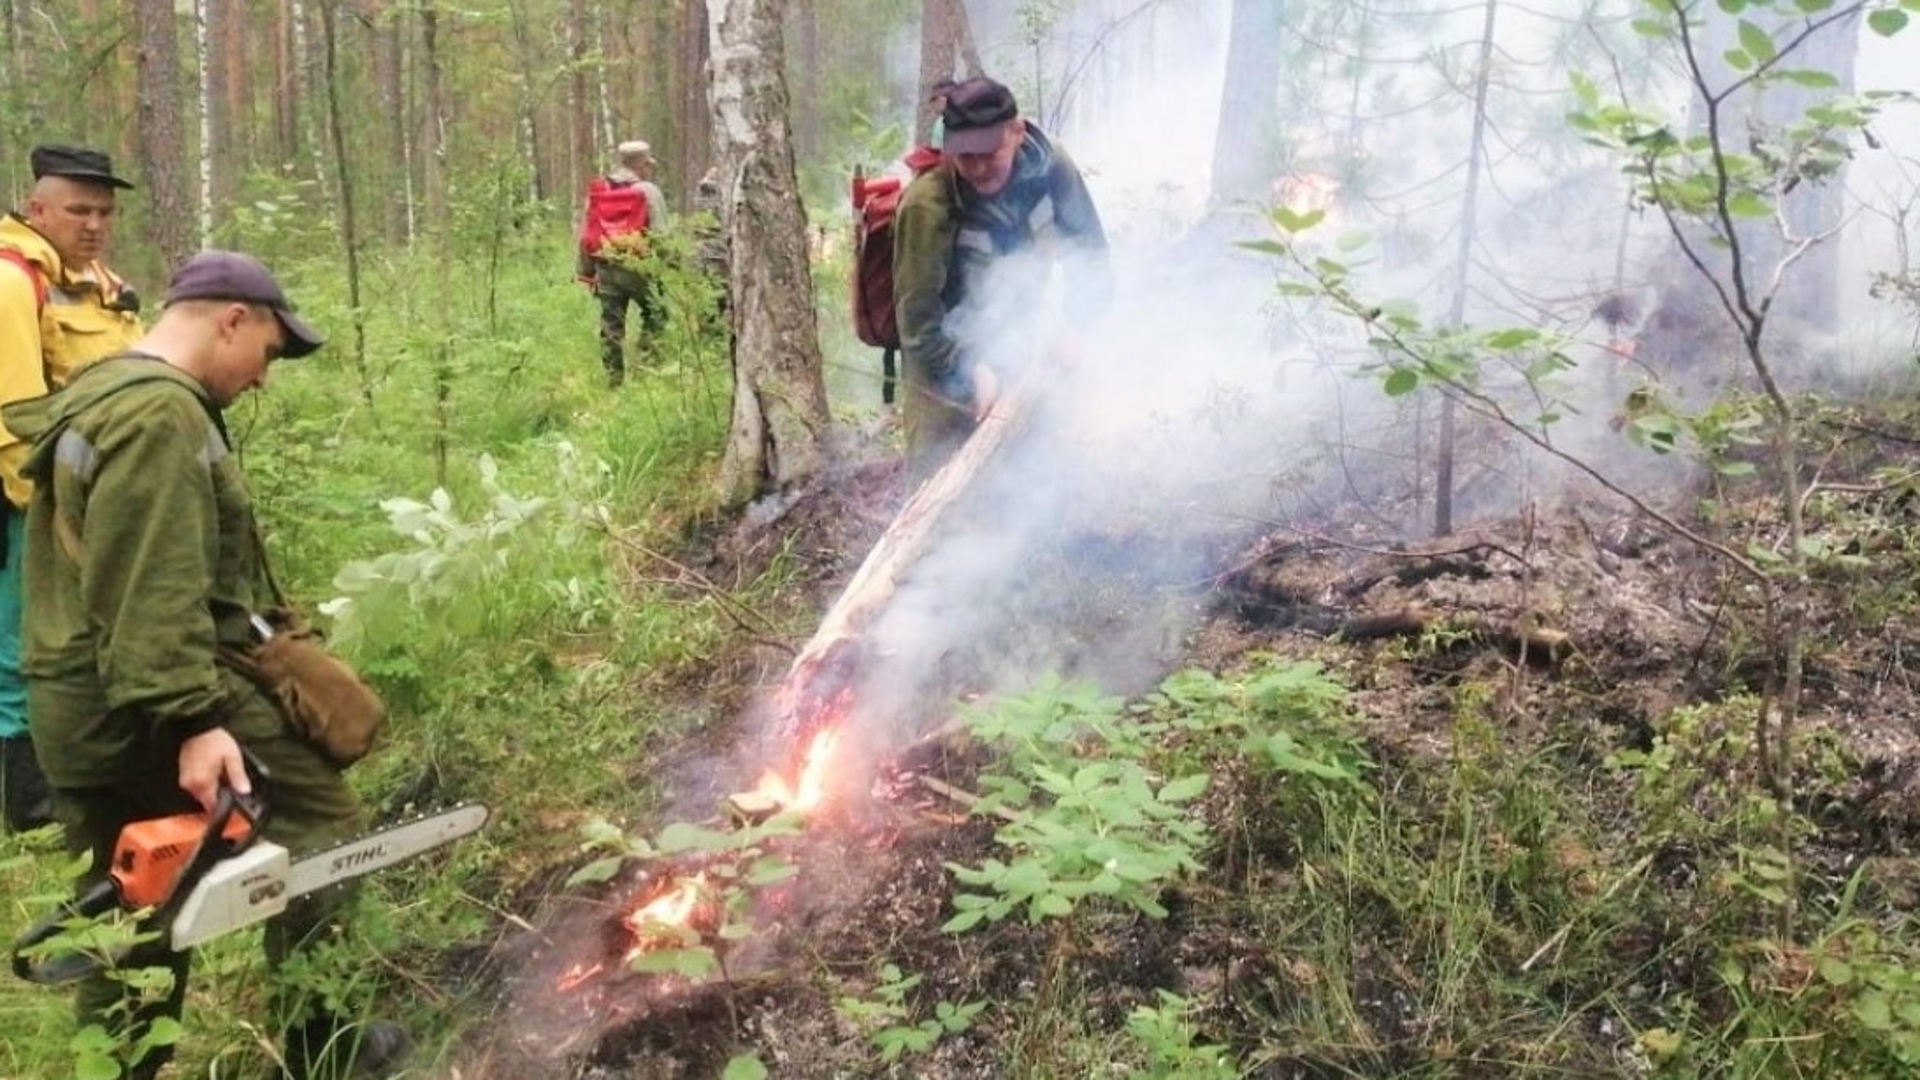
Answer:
825 0 1920 752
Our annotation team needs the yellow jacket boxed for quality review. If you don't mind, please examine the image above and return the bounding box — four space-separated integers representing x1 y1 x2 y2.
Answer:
0 214 141 507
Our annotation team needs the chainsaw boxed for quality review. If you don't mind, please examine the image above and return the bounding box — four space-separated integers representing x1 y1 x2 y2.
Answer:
11 766 488 985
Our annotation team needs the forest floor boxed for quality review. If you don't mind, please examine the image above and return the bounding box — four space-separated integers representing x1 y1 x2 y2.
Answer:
450 394 1920 1079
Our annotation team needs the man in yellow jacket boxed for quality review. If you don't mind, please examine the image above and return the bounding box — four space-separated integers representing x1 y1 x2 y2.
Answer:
0 144 142 832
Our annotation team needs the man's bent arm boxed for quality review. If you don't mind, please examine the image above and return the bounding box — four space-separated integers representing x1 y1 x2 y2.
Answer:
893 181 966 393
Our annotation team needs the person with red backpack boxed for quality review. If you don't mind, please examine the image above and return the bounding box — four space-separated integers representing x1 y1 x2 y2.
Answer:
890 77 1111 475
0 144 144 834
577 139 669 387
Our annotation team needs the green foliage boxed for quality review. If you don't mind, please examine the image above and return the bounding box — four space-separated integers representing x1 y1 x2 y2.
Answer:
945 662 1365 936
1607 697 1780 849
319 443 612 647
834 963 988 1062
1123 990 1238 1080
943 678 1211 930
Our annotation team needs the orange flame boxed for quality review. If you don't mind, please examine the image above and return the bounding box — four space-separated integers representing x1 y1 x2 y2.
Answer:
623 873 711 961
751 726 842 812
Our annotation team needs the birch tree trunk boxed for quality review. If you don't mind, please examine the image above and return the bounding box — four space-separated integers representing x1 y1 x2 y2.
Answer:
707 0 831 506
508 0 552 202
133 1 192 268
194 0 213 248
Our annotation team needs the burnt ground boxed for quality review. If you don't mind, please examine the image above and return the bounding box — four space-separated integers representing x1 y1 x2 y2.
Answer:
454 403 1920 1079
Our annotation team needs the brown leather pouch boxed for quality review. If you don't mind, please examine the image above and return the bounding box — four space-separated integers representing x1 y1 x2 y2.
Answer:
219 608 386 767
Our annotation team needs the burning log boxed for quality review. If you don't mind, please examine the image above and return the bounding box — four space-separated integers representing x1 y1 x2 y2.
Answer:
771 385 1039 741
600 386 1045 983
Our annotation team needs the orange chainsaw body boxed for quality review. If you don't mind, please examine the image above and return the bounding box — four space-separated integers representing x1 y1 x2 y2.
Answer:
112 810 256 909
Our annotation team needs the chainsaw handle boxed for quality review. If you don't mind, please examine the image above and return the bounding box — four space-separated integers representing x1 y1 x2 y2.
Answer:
10 879 121 985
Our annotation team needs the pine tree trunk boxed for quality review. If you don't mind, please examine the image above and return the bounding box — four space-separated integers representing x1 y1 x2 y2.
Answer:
915 0 979 144
317 0 370 399
133 1 192 268
274 3 298 164
567 0 593 198
508 0 551 201
706 0 831 506
676 2 712 198
1209 0 1285 207
216 0 250 171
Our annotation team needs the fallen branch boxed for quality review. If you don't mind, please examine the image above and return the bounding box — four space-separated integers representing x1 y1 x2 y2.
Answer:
916 773 1022 823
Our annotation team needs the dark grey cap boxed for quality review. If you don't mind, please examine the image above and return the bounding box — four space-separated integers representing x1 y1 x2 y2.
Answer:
30 145 135 190
164 250 324 359
940 78 1019 155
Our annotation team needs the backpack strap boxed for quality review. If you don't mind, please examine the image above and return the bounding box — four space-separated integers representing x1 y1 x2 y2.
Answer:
0 249 47 313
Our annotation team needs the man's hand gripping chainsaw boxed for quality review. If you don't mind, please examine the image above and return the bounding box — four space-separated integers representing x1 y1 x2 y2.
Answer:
11 762 487 985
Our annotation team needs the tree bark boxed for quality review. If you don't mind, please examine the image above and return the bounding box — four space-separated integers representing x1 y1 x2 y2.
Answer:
567 0 594 198
194 0 214 248
915 0 980 144
677 1 713 201
508 0 552 201
133 1 191 268
706 0 831 506
318 0 371 400
1208 0 1286 207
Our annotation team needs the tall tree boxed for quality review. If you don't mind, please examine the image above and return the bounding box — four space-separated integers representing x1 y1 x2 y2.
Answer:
133 1 191 268
706 0 831 505
194 0 214 247
1208 0 1286 207
915 0 982 143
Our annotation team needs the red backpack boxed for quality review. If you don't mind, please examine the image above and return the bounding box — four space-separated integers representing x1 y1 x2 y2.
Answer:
851 146 941 403
579 177 650 259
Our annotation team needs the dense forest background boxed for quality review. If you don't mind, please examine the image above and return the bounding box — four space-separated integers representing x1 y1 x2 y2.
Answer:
8 3 1920 1078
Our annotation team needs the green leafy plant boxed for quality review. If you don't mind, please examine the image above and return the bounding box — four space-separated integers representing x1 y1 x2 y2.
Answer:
321 441 612 644
944 679 1210 931
834 963 988 1062
1123 990 1238 1080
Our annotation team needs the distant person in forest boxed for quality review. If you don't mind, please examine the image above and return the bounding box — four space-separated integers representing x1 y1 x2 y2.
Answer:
891 76 1112 475
577 139 670 387
0 144 144 833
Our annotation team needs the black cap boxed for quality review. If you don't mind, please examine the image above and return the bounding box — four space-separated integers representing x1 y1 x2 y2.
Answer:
941 78 1019 155
30 145 135 190
164 250 325 359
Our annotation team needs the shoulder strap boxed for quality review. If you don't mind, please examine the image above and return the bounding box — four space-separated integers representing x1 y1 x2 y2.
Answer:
0 249 47 312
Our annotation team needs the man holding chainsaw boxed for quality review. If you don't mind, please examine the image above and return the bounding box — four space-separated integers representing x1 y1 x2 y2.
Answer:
2 251 408 1079
891 76 1111 475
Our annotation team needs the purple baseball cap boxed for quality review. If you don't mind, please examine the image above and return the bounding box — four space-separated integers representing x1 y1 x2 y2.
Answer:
163 250 325 359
